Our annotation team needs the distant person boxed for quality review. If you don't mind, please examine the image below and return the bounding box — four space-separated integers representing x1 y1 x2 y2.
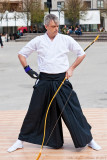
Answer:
62 25 68 34
75 25 82 35
19 30 23 36
67 26 73 35
29 28 32 33
33 26 37 33
13 33 17 40
17 31 20 38
23 29 27 33
0 33 3 48
101 27 105 32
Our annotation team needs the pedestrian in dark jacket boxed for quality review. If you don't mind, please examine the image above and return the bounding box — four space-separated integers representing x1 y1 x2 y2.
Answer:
0 33 3 48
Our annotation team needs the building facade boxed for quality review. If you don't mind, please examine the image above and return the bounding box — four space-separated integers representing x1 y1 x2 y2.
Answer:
0 0 107 33
41 0 107 31
0 0 24 34
0 0 23 11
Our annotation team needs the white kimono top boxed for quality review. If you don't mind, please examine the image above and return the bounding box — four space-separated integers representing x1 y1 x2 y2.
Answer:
18 33 85 74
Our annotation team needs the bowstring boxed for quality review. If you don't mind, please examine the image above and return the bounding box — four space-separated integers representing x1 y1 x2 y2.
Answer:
45 87 73 146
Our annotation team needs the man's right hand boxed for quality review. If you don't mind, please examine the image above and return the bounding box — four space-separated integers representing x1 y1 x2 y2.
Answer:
24 65 38 79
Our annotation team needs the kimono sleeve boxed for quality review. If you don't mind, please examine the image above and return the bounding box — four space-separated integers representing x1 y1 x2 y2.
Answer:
67 36 86 57
18 36 39 58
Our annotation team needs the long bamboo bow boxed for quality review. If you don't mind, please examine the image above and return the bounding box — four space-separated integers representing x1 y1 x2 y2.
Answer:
36 35 99 160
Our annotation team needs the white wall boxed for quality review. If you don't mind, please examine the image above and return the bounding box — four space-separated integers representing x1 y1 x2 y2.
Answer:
104 17 107 31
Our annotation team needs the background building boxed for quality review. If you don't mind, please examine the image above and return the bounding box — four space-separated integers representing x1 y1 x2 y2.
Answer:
0 0 107 34
0 0 31 34
42 0 107 32
0 0 23 11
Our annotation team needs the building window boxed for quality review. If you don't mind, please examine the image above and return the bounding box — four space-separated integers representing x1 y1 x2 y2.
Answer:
97 0 104 8
84 1 91 9
57 1 65 8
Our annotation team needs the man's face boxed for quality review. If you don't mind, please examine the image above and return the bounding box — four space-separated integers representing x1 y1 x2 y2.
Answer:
45 20 59 38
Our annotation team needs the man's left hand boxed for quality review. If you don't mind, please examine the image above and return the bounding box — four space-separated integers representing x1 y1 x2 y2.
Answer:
65 67 74 79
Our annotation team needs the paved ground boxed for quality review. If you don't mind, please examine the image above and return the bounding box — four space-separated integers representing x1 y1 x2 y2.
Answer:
0 40 107 160
0 41 107 110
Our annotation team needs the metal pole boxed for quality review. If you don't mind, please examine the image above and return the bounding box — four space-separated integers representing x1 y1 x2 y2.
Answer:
6 12 8 42
15 12 16 33
27 0 29 33
49 7 50 14
92 0 93 9
57 5 61 33
59 11 60 33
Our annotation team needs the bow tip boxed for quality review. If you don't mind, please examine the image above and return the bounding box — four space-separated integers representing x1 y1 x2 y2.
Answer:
36 151 42 160
95 35 99 41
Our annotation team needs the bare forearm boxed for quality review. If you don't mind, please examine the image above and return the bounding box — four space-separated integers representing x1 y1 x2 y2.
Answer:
66 54 86 79
18 54 27 68
70 54 86 70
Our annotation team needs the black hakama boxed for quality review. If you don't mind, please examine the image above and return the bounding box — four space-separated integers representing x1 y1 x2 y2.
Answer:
18 72 92 148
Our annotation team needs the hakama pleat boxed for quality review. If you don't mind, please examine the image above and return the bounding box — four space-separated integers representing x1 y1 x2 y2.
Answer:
18 72 92 148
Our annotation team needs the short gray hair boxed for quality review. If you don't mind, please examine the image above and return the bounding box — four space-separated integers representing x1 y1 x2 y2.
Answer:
44 14 59 26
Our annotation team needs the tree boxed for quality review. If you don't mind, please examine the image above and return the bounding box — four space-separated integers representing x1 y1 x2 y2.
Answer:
0 0 11 13
23 0 45 32
0 0 10 21
0 0 22 23
64 0 88 26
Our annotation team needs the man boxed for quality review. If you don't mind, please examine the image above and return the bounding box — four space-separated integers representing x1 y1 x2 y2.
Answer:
0 33 3 48
8 14 101 152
